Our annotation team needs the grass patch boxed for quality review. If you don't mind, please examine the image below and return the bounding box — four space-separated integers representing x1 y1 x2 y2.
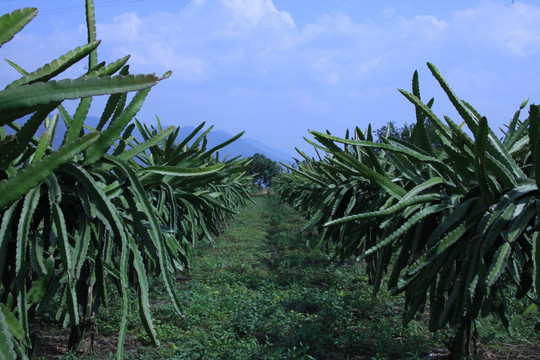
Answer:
42 196 539 359
128 196 437 359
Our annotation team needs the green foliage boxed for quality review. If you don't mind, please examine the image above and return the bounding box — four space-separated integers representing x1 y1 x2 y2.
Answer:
0 7 37 47
0 3 253 358
120 197 436 360
0 132 99 208
249 153 283 187
275 63 540 358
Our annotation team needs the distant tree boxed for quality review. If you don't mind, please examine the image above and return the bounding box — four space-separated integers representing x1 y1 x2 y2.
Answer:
375 121 411 143
376 120 443 153
249 153 282 188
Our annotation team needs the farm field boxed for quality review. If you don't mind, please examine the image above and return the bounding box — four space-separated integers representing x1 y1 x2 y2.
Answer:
3 2 540 360
37 196 538 359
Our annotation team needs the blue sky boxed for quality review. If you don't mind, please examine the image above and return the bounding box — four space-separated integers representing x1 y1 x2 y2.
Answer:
1 0 539 157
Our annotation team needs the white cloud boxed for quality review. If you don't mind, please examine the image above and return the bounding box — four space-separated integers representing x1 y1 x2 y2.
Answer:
92 0 299 78
397 15 448 42
452 1 540 56
306 12 382 40
7 0 539 99
222 0 295 28
94 1 439 86
99 12 141 43
356 58 381 75
414 15 448 30
95 8 210 81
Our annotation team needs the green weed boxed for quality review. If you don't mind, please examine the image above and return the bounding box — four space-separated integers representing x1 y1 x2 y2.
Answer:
59 196 538 359
123 196 437 359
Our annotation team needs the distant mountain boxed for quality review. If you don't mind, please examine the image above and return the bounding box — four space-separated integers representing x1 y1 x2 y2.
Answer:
177 126 294 165
14 115 294 165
